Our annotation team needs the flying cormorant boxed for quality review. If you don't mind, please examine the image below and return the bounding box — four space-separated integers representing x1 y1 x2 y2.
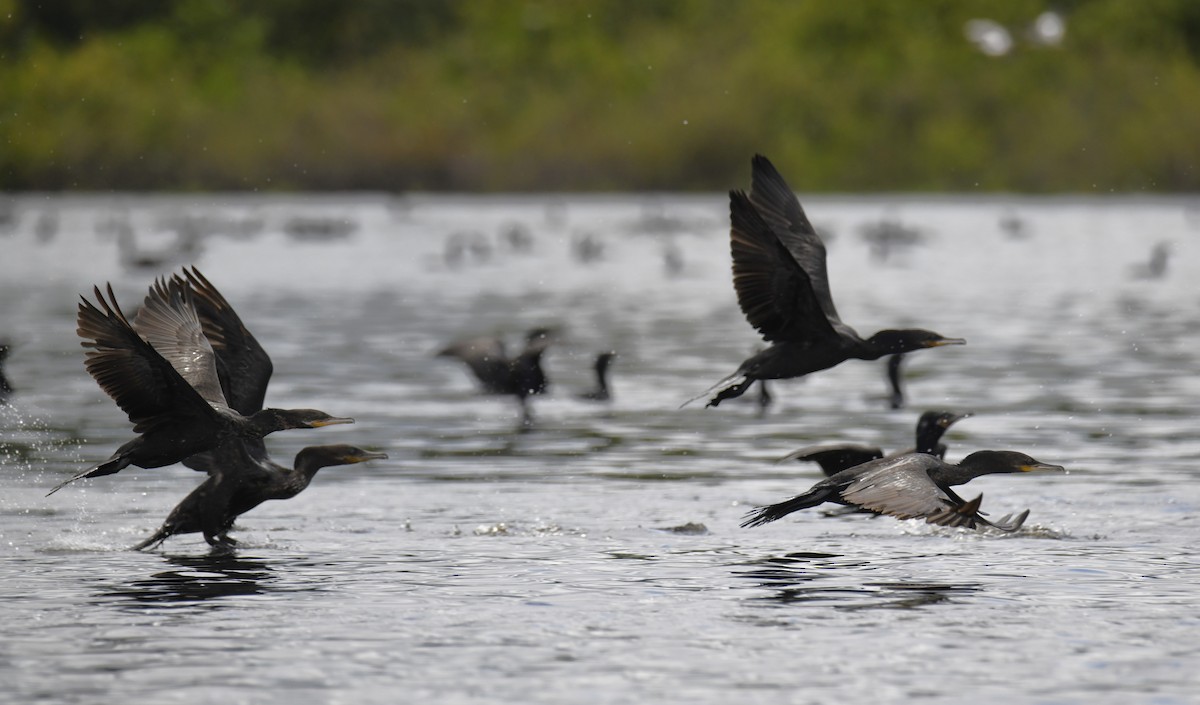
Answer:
698 155 964 407
742 450 1063 532
49 274 351 494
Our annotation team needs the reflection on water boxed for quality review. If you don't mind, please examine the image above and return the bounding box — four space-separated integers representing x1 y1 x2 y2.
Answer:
99 554 278 609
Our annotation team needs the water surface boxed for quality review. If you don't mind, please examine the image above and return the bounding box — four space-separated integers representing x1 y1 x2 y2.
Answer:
2 192 1199 704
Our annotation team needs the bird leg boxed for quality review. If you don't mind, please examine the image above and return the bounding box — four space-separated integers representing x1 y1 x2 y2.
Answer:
706 378 756 407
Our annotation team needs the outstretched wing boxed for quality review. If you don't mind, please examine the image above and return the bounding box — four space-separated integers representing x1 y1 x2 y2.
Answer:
131 277 229 407
77 284 218 435
438 336 513 394
838 454 957 520
748 154 842 325
179 267 274 415
839 454 1026 531
729 189 840 345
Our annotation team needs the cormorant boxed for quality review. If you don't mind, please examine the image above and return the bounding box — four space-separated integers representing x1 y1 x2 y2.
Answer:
698 155 964 407
133 443 387 550
781 410 973 477
49 273 352 494
742 450 1063 532
437 327 555 424
577 351 617 402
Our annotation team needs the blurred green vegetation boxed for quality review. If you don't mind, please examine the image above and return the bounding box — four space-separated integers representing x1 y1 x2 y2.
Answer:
2 0 1199 192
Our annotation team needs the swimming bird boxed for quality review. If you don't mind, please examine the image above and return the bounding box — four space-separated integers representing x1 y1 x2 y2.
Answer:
698 155 964 407
438 327 555 423
49 275 352 495
742 450 1062 532
577 351 617 402
781 410 973 477
0 340 12 403
133 442 387 550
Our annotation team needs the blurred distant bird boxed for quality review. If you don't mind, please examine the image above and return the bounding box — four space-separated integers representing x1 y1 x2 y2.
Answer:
998 209 1029 240
498 222 535 254
0 340 12 403
49 271 352 494
859 216 924 263
780 410 973 477
444 231 492 267
572 232 605 264
743 450 1063 532
438 327 556 424
577 351 617 402
695 155 964 408
1130 242 1171 280
134 442 387 550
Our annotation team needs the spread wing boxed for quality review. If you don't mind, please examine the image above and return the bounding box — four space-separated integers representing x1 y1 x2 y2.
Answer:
438 336 513 393
77 284 219 435
729 189 840 344
131 277 229 407
179 267 274 415
838 454 958 521
839 454 1027 531
748 154 842 324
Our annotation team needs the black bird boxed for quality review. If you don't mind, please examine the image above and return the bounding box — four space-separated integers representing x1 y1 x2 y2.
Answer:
0 340 12 403
781 410 973 477
577 351 617 402
133 443 387 550
49 274 352 494
697 155 964 407
742 450 1063 532
438 327 555 424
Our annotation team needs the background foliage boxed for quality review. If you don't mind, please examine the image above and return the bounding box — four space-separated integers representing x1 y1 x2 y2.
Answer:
2 0 1199 191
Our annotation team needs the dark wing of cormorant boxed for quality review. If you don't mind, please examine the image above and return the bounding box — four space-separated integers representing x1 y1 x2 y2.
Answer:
131 276 229 407
730 189 840 345
747 154 843 325
778 444 884 476
77 284 220 436
438 336 513 393
178 266 274 415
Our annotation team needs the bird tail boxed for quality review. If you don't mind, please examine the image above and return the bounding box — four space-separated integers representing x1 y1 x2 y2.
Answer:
741 488 835 528
680 373 752 409
46 453 133 496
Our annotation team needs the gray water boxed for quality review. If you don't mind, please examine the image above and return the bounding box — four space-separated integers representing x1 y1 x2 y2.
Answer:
1 192 1199 704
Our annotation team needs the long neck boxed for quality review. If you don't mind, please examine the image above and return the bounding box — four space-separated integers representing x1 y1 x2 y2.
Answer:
291 448 338 487
863 330 925 359
245 408 292 436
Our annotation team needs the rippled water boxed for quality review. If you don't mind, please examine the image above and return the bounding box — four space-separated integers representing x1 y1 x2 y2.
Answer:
2 192 1199 704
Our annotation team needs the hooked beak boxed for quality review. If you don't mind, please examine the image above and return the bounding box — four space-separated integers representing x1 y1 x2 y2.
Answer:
926 337 967 348
1020 461 1066 473
309 417 355 428
349 451 389 463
